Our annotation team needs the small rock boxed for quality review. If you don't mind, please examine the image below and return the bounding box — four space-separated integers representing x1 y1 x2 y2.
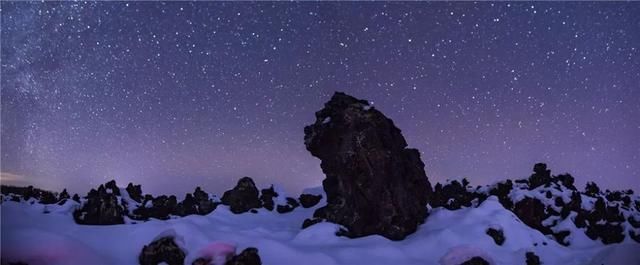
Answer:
298 194 322 208
225 247 261 265
486 228 505 246
525 251 541 265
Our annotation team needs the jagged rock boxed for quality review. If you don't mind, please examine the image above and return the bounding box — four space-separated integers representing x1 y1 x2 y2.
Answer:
126 183 143 203
276 197 300 214
525 252 541 265
432 180 476 210
555 173 576 190
513 197 551 234
585 223 625 244
72 194 80 203
259 186 278 211
553 230 571 246
303 92 432 240
460 256 490 265
486 228 505 246
73 185 125 225
299 194 322 208
585 182 600 197
221 177 261 214
528 163 552 190
139 236 185 265
225 247 261 265
175 194 198 217
104 180 121 196
489 180 514 210
58 189 70 201
132 195 178 220
193 187 217 215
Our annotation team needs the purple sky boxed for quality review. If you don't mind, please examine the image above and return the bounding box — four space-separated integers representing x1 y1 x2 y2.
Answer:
2 2 639 196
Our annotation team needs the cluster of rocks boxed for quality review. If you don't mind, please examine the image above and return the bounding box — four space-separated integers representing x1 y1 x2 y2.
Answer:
220 177 322 214
302 92 433 241
431 163 640 246
139 236 261 265
0 185 76 205
67 176 323 225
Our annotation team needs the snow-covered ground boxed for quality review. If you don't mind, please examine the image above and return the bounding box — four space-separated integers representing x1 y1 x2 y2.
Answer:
2 190 639 265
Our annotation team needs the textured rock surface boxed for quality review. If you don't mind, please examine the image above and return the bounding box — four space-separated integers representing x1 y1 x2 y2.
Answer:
303 92 432 240
486 227 505 246
139 236 185 265
225 247 262 265
298 194 322 208
73 183 125 225
259 185 278 211
221 177 261 214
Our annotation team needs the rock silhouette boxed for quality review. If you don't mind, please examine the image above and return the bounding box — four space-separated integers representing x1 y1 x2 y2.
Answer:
73 183 125 225
298 194 322 208
225 247 262 265
221 177 261 214
303 92 433 240
139 236 185 265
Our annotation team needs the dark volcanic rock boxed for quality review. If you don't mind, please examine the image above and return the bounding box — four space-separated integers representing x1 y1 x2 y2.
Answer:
276 197 300 214
431 180 476 210
72 194 80 203
104 180 121 196
299 193 322 208
525 252 541 265
73 185 125 225
221 177 261 214
225 247 261 265
460 256 490 265
303 92 433 240
513 197 551 234
126 182 143 203
486 227 505 246
488 180 514 210
139 236 185 265
193 187 217 215
132 195 178 220
259 186 278 211
585 182 601 197
528 163 552 190
585 223 625 244
58 189 70 202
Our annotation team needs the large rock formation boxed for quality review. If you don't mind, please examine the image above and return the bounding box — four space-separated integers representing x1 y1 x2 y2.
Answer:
221 177 262 214
303 92 433 240
73 184 125 225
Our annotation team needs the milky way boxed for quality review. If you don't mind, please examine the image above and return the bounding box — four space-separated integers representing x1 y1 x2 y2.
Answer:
1 2 639 195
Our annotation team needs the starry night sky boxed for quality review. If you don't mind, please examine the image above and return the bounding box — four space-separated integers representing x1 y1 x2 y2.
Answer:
1 2 639 196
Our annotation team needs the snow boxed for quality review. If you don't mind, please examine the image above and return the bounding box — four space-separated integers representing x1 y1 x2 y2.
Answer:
2 194 638 265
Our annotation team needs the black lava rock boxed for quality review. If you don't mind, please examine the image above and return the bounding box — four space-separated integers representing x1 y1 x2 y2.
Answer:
221 177 261 214
525 251 541 265
486 227 505 246
298 193 322 208
225 247 261 265
303 92 433 240
139 236 185 265
259 185 278 211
